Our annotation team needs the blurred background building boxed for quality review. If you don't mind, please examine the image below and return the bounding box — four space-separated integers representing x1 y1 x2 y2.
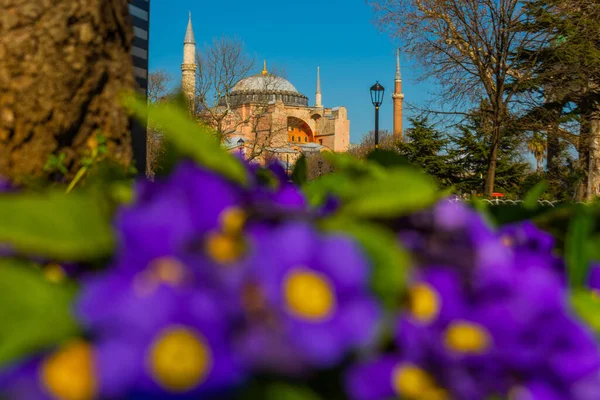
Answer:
128 0 150 174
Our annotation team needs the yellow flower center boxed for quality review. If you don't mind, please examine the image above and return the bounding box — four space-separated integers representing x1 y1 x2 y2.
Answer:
391 364 439 399
44 263 66 283
205 232 245 264
219 207 246 236
445 321 491 354
283 268 336 321
409 283 440 323
39 339 97 400
147 326 212 393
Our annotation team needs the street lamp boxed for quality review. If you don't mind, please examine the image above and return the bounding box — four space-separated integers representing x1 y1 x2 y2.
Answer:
237 138 245 158
370 81 385 149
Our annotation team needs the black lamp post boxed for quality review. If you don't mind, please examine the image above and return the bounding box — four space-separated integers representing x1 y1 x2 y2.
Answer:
370 81 385 149
237 138 245 158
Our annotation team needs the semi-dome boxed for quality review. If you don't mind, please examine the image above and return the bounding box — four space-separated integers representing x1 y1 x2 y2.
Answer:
220 70 309 107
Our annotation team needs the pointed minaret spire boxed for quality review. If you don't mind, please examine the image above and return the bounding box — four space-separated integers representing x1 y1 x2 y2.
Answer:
262 60 268 75
315 66 322 108
392 48 404 140
184 12 195 44
182 12 197 111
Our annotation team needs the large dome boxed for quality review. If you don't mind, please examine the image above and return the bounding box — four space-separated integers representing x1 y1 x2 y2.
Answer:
232 74 299 93
220 73 309 107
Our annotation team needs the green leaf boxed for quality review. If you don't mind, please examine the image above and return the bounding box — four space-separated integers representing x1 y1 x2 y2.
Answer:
0 259 80 367
302 174 356 208
571 290 600 334
565 206 594 288
322 152 385 179
322 217 410 309
366 149 411 168
265 383 322 400
339 167 439 218
124 95 248 185
523 180 549 209
291 154 307 186
0 189 114 261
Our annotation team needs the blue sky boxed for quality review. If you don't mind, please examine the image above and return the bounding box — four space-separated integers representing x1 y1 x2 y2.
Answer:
148 0 438 144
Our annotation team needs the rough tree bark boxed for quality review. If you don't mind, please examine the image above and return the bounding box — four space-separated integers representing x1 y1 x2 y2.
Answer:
586 109 600 200
0 0 135 183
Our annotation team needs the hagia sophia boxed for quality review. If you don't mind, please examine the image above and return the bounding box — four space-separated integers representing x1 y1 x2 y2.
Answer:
180 13 404 165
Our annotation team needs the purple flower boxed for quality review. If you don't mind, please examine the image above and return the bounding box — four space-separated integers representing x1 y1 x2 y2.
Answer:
347 199 600 400
588 264 600 292
76 266 244 398
235 222 380 372
0 176 14 193
246 162 307 214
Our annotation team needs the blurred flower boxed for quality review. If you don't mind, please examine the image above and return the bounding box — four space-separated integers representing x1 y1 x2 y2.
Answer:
235 222 380 373
348 201 600 400
77 266 243 398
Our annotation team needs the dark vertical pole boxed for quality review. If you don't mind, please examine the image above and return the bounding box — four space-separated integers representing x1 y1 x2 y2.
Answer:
374 105 380 149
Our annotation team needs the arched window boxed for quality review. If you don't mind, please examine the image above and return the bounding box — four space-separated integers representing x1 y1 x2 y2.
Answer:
291 136 295 142
304 137 308 142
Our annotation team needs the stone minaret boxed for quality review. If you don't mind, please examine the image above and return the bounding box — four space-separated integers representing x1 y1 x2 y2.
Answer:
392 48 404 139
181 12 197 110
315 66 323 108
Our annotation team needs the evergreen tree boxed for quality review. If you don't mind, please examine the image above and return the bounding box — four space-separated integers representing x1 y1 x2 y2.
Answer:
396 116 458 187
517 0 600 199
449 111 530 197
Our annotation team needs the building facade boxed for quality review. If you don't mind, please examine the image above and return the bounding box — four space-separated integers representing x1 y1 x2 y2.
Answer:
128 0 150 173
181 15 350 165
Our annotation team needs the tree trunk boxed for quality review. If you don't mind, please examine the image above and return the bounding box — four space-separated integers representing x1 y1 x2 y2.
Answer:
484 139 498 197
0 0 135 183
546 129 560 176
575 118 590 202
586 110 600 200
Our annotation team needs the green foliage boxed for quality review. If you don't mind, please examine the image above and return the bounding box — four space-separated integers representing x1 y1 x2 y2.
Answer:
523 180 549 209
124 95 248 186
291 155 307 186
396 116 458 187
44 152 68 176
0 189 114 261
448 111 530 197
571 290 600 334
565 206 594 288
305 150 441 219
366 148 410 168
338 167 440 218
264 383 322 400
0 259 80 368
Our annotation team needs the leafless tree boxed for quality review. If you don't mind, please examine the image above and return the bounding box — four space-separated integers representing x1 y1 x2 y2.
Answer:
148 69 174 104
370 0 544 195
194 36 254 136
194 36 291 162
348 130 397 159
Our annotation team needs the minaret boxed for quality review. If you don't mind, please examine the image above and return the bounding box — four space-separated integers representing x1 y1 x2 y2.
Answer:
392 48 404 139
315 66 323 108
181 12 197 110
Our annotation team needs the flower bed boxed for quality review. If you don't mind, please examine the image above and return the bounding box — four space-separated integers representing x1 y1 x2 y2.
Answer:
0 99 600 400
